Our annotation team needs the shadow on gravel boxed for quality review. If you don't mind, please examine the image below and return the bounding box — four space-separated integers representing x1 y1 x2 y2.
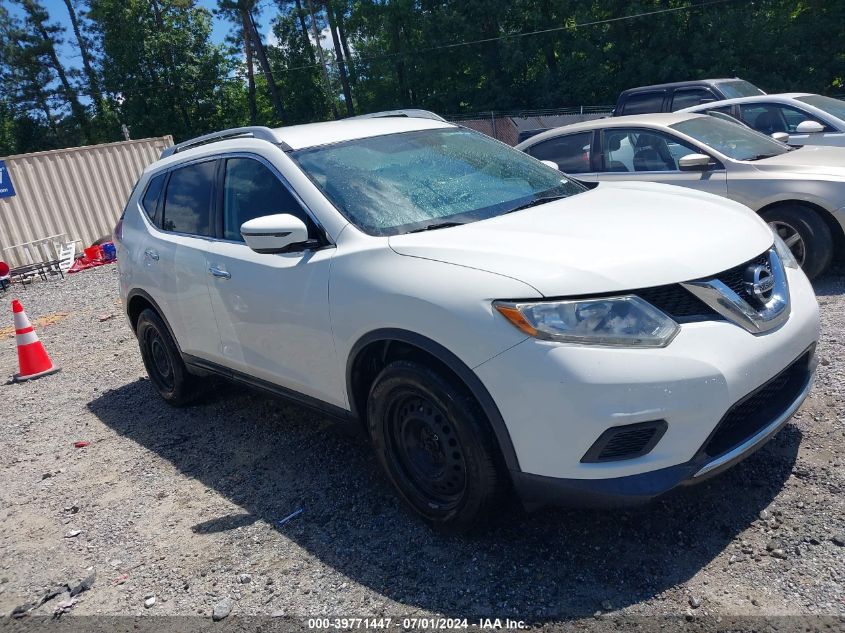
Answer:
89 378 800 620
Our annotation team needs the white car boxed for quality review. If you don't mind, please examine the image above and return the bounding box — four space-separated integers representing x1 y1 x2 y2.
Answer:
516 112 845 279
680 93 845 147
117 116 819 532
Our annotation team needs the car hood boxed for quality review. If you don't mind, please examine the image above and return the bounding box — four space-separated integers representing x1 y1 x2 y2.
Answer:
753 146 845 177
388 181 773 297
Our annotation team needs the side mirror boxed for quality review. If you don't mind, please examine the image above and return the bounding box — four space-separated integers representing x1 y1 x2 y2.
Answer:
678 153 711 171
771 132 790 143
241 214 310 254
795 120 824 134
540 159 560 170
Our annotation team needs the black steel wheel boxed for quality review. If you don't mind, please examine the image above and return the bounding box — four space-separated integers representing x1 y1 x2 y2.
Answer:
368 360 503 533
136 308 200 406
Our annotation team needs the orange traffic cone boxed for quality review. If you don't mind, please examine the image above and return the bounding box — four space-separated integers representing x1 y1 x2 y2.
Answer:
11 299 60 382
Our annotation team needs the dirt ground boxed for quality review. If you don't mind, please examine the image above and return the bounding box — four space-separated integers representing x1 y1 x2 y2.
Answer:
0 264 843 629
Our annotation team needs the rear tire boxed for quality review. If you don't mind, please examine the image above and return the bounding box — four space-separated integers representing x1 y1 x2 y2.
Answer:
367 360 503 534
136 309 201 406
762 205 833 280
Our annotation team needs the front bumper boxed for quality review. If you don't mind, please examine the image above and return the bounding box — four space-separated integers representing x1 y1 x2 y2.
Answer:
474 266 820 507
512 352 814 509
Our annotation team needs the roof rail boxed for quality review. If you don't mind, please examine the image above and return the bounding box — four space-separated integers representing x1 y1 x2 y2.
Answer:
349 109 447 123
160 126 286 159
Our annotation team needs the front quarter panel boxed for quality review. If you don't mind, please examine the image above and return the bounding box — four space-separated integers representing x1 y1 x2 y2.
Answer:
330 232 542 408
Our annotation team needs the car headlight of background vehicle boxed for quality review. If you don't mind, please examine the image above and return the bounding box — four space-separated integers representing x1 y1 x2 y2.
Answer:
494 295 680 347
771 228 800 269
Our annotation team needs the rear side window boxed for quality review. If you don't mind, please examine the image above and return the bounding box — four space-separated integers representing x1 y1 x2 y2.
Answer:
526 132 593 173
671 88 717 111
141 173 166 226
161 160 216 236
222 158 315 241
621 91 666 115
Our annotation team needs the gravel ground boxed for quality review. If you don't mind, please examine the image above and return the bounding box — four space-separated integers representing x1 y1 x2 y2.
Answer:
0 263 843 627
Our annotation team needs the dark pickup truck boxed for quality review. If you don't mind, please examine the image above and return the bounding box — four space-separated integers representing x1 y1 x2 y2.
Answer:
613 78 764 116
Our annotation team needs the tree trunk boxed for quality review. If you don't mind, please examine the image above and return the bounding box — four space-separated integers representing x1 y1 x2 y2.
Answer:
247 8 285 122
242 11 258 124
325 1 353 116
389 15 408 106
332 1 356 85
307 0 338 118
61 0 105 116
293 0 316 64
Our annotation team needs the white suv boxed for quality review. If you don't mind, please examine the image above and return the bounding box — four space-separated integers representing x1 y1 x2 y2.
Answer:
117 115 820 532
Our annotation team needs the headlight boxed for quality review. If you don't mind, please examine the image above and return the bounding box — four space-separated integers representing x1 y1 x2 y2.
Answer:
771 228 800 269
494 295 679 347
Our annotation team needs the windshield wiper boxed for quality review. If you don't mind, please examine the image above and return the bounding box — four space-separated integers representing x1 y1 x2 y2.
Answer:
505 194 569 214
746 153 778 161
408 221 465 233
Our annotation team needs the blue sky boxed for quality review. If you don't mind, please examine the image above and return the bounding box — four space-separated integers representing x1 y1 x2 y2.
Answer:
7 0 282 71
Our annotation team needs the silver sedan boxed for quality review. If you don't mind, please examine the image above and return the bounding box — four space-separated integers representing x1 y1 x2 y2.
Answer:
680 93 845 148
515 112 845 279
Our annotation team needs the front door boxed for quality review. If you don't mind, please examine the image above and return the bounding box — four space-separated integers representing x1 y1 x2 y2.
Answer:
204 155 343 407
594 128 728 197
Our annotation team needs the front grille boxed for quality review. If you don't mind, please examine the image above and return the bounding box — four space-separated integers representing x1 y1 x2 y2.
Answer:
631 250 772 322
636 285 717 320
581 420 668 463
702 349 812 459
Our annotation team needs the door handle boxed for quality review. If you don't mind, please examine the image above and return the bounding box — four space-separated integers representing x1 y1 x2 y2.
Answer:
144 248 159 261
208 266 231 279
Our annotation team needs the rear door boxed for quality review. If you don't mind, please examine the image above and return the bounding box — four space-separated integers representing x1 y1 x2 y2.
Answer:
204 155 342 406
523 131 597 180
594 127 728 196
146 159 221 360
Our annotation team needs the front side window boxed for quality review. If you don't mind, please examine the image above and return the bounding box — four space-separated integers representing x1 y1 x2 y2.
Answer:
525 132 593 173
291 128 585 236
671 88 716 111
621 91 666 115
601 128 700 173
141 172 166 226
222 158 314 241
670 116 790 161
161 160 216 236
740 103 830 134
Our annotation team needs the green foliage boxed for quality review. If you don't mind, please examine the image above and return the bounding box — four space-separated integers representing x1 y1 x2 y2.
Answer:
0 0 843 155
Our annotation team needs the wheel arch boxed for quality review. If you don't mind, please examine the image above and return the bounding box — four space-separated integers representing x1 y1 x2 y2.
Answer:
126 289 182 353
758 199 844 261
346 329 521 472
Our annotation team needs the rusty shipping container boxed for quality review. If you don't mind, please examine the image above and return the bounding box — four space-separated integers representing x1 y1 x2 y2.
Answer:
0 136 173 266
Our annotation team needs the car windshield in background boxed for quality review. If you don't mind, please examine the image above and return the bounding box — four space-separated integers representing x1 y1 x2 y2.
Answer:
291 128 585 236
670 116 791 161
717 80 765 99
795 95 845 122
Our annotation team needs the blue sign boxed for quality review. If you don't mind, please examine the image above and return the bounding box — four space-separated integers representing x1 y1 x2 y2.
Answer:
0 160 16 198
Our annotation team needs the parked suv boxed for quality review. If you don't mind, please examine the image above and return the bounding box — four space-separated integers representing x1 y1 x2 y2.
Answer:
614 78 764 116
117 117 819 532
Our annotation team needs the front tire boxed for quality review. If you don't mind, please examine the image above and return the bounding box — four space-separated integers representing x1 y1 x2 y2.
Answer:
762 205 833 280
367 360 504 533
136 309 200 406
